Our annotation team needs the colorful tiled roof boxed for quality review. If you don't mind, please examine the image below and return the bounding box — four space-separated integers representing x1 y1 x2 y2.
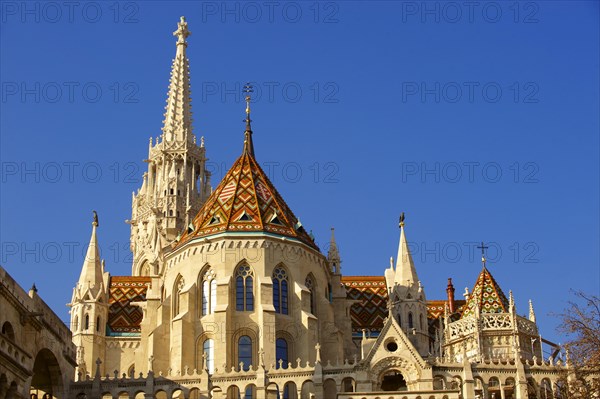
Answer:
426 299 466 319
107 276 151 336
342 276 389 334
461 266 509 318
177 133 318 250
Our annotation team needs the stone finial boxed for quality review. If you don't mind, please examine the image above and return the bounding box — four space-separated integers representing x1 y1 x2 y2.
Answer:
94 358 102 379
173 16 191 46
528 299 536 323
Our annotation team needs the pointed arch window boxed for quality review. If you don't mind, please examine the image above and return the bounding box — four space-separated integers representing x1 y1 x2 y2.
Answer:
238 335 253 371
84 314 89 330
73 316 79 332
272 266 289 315
305 275 316 315
235 265 254 311
173 276 184 317
408 312 414 329
200 269 217 316
95 316 100 332
276 338 288 369
203 338 215 374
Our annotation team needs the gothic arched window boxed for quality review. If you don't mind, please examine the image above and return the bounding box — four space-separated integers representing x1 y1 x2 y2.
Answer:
235 265 254 311
95 316 100 332
238 335 253 371
200 269 217 316
272 266 289 314
84 314 89 330
305 275 316 315
276 338 288 369
203 338 214 374
173 275 184 317
408 312 414 329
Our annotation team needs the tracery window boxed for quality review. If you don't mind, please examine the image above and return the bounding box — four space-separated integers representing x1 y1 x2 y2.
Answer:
235 265 254 311
272 266 289 314
200 269 217 316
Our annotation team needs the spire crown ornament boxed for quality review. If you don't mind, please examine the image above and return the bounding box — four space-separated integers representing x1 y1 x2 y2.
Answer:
173 16 191 46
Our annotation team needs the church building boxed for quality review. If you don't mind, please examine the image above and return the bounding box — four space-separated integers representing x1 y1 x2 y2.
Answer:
2 16 569 399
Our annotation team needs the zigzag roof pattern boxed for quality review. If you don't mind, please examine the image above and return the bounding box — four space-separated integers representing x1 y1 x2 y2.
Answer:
107 276 151 336
342 276 464 334
426 299 467 319
342 276 389 334
177 134 318 250
461 266 509 318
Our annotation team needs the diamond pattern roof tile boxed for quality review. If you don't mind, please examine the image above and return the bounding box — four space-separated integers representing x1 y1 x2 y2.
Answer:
177 139 318 250
461 266 509 318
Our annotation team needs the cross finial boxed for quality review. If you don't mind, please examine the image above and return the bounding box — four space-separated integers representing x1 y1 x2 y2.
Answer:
173 16 191 46
399 212 405 228
92 210 99 227
477 241 489 267
243 83 253 128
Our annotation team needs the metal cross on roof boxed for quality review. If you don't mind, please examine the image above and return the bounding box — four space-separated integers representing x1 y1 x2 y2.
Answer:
477 241 489 267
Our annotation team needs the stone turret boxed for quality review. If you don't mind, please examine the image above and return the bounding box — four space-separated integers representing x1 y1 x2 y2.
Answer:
387 215 429 356
69 212 109 378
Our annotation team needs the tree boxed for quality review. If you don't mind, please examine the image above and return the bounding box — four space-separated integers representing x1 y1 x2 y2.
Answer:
556 291 600 398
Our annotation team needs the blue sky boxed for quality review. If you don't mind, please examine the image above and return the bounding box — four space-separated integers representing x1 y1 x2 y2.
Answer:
1 1 598 348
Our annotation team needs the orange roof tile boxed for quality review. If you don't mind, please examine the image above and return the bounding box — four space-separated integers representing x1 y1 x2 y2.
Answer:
177 135 318 250
107 276 151 335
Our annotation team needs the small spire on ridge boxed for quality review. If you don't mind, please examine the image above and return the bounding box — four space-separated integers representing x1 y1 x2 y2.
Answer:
242 83 255 156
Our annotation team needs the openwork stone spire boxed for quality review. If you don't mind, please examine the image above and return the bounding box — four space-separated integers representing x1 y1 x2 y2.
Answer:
162 16 194 142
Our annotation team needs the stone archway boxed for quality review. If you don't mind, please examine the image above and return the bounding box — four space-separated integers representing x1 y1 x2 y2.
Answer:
380 370 408 391
370 356 420 392
30 348 63 398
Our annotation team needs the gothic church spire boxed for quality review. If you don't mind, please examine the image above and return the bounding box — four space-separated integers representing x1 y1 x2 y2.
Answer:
162 16 194 143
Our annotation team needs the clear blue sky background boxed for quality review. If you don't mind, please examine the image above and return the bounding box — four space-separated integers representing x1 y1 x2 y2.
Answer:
1 1 598 348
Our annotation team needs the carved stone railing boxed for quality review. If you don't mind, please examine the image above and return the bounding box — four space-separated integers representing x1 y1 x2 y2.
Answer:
448 316 477 340
481 313 513 330
337 390 460 399
516 316 538 335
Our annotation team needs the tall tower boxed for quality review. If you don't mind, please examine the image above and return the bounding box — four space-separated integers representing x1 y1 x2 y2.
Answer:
69 212 109 378
130 17 211 277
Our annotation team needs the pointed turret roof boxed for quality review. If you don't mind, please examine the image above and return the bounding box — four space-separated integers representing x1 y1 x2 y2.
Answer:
176 104 318 250
461 266 509 318
77 217 103 291
393 216 419 289
162 16 194 143
328 228 340 260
